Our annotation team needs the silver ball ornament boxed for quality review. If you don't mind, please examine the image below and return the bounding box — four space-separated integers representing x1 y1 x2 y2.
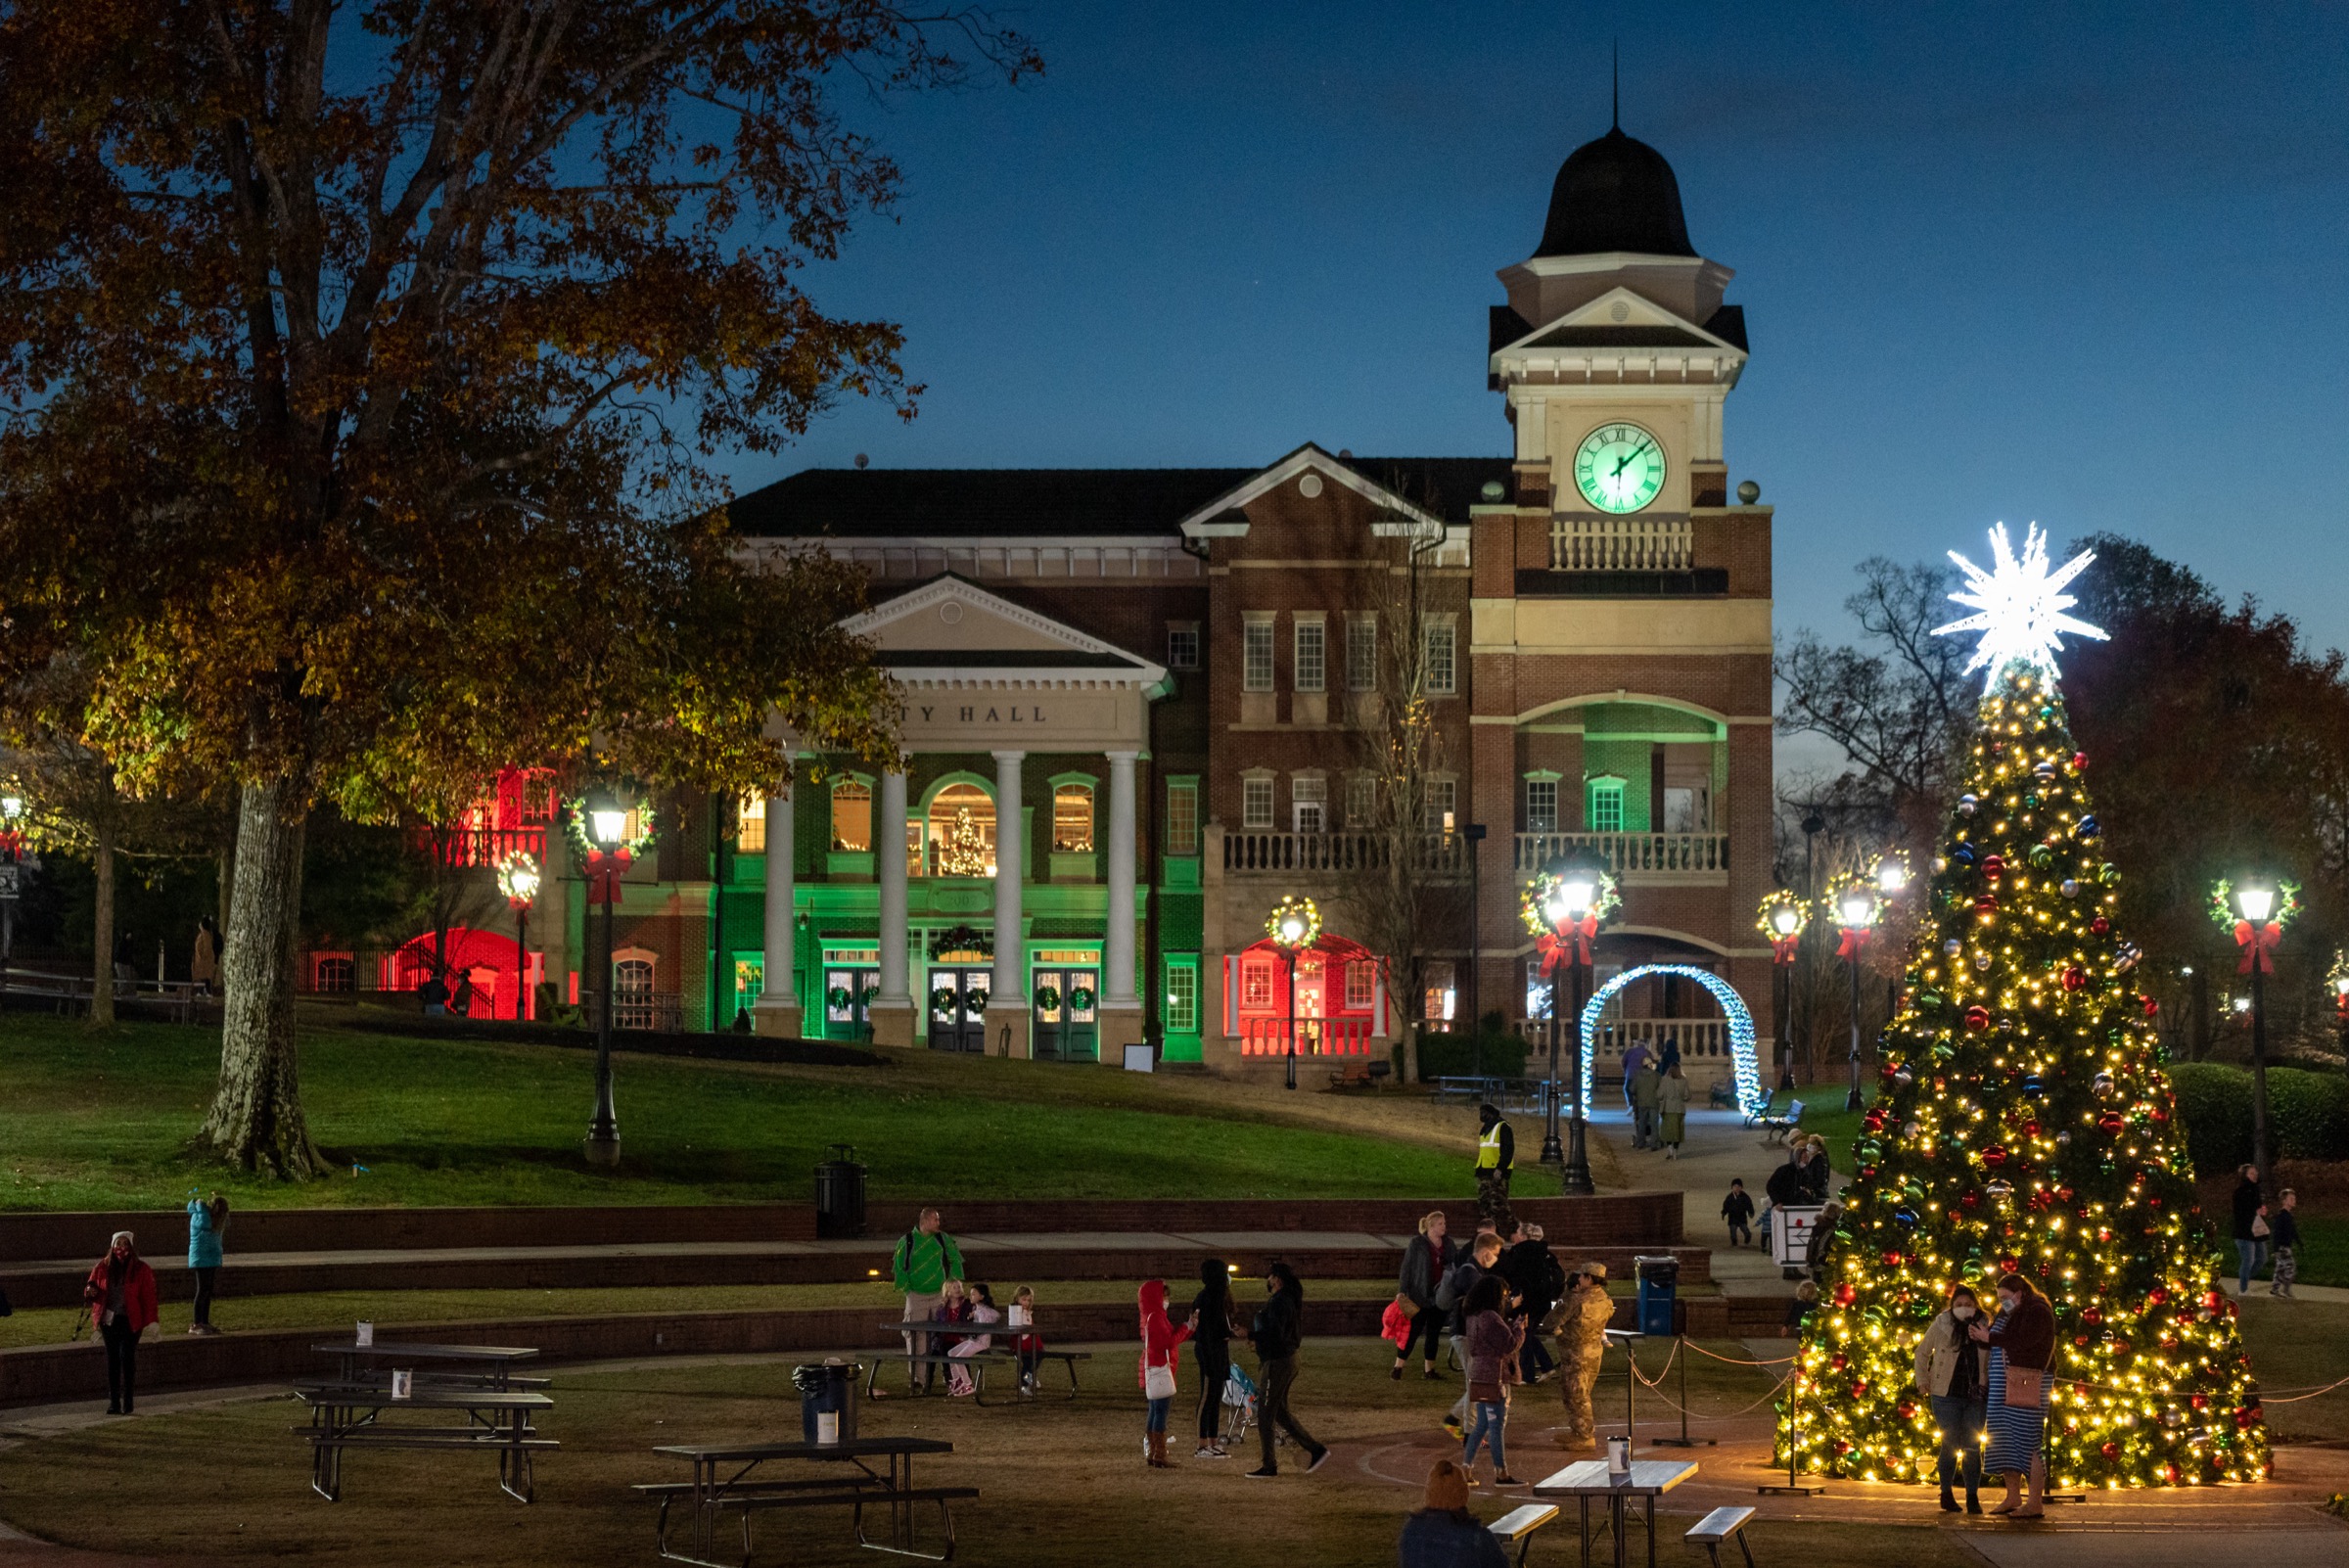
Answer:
2060 878 2080 897
1944 938 1963 957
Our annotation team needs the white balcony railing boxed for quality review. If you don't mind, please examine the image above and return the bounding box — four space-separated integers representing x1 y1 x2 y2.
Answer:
1513 831 1728 879
1550 516 1691 573
1221 831 1469 877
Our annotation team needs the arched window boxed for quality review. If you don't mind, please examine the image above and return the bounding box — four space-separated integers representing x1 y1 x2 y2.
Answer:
616 957 655 997
1052 784 1093 853
831 780 871 852
312 955 355 993
927 782 996 877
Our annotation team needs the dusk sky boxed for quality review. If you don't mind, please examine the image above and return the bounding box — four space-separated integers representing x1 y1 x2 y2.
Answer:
728 1 2349 662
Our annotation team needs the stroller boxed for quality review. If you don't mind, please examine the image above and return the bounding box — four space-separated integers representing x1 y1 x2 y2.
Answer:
1221 1361 1262 1450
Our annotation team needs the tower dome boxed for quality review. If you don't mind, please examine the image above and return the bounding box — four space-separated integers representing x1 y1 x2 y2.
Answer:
1535 126 1695 258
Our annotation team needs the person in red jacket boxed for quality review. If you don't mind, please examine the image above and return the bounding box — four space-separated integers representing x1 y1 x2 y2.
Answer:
83 1230 158 1415
1136 1278 1193 1469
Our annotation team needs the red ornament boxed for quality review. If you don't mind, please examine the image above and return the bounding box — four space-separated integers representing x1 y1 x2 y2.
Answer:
1833 1283 1857 1308
1974 893 1999 917
1882 1251 1905 1268
2142 994 2159 1017
2235 1407 2258 1429
2146 1286 2168 1306
2074 1334 2091 1348
2190 1394 2209 1410
2072 752 2088 770
1981 1144 2008 1166
1830 1351 1849 1369
2164 1463 2180 1485
2081 1307 2101 1326
2098 1112 2126 1134
1964 1005 1992 1032
2201 1291 2222 1313
2091 916 2110 935
2022 1121 2042 1138
1851 1380 1869 1398
1960 1191 1981 1209
1982 854 2005 882
1896 1400 1917 1421
2100 1441 2119 1459
2061 966 2086 992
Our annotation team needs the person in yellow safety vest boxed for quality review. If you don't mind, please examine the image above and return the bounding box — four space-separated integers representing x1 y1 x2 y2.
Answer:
1474 1103 1516 1235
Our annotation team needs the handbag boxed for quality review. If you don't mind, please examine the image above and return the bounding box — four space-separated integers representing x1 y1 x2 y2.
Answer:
2251 1214 2270 1238
2003 1364 2045 1407
1144 1361 1177 1401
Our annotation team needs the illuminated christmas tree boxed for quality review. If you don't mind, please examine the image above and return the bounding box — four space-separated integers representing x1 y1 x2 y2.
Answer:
1783 525 2268 1490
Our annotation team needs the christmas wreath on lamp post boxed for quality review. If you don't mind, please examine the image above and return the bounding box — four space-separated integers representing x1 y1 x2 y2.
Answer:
1521 857 1617 1184
1266 896 1320 1091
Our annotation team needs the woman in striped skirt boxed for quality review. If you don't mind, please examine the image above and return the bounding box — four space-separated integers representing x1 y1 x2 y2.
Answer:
1967 1271 2055 1518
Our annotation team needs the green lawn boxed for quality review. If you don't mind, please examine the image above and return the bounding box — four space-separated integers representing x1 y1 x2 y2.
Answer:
0 1015 1540 1211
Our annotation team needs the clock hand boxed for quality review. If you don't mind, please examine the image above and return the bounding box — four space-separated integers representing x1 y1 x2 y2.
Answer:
1612 438 1653 478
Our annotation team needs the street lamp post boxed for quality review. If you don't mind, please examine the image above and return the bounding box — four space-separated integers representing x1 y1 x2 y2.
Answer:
581 788 638 1167
1528 853 1612 1194
1759 892 1807 1092
1827 873 1882 1114
497 852 541 1023
0 793 23 1004
1266 897 1319 1093
2228 877 2288 1199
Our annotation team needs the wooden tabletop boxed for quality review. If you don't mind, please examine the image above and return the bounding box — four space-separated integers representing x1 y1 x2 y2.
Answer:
312 1342 540 1360
1532 1460 1699 1497
654 1437 954 1463
880 1320 1032 1335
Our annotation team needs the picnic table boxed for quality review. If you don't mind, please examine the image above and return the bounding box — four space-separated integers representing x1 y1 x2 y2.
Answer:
310 1339 542 1390
1531 1458 1699 1568
870 1320 1086 1404
295 1384 554 1503
643 1436 972 1566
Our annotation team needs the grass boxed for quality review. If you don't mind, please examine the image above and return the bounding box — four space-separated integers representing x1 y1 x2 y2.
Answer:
0 1014 1553 1211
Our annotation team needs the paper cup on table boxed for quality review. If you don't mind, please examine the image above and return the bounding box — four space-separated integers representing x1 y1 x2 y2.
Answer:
816 1411 841 1445
1607 1435 1631 1476
391 1369 413 1401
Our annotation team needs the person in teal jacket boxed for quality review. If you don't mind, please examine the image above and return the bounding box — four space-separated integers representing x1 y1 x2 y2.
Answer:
186 1192 228 1335
884 1207 963 1395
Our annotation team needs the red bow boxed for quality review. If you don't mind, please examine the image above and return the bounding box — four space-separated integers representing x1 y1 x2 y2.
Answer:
1835 927 1868 961
1770 934 1800 965
585 847 633 906
2234 920 2280 975
1537 917 1598 972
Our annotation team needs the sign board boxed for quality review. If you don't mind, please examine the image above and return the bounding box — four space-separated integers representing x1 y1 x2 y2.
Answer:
0 864 19 899
1122 1043 1156 1074
1771 1204 1825 1269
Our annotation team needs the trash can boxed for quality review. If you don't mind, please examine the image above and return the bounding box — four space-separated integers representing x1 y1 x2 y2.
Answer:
793 1360 861 1444
1634 1254 1679 1338
814 1143 866 1238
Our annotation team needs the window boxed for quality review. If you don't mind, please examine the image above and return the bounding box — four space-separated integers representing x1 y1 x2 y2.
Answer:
1165 963 1199 1034
312 954 355 993
1345 773 1377 828
1347 616 1378 692
1587 776 1626 833
1292 775 1326 834
1167 777 1199 855
927 782 996 876
1423 618 1457 695
1423 777 1457 833
1422 961 1455 1023
1293 616 1325 693
1243 615 1275 692
1241 774 1274 829
1052 783 1094 853
1664 786 1699 834
736 794 767 853
1167 623 1200 670
830 780 872 852
1344 961 1376 1010
1242 959 1275 1009
1524 777 1558 834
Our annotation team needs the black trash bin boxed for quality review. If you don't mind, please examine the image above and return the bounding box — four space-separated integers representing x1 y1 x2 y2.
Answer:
793 1360 861 1444
1635 1254 1680 1337
815 1143 866 1238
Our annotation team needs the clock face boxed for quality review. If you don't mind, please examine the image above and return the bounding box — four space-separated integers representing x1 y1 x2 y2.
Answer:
1573 423 1668 514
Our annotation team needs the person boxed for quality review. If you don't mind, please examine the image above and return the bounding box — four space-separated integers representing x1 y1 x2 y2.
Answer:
449 968 476 1018
1243 1262 1329 1478
1913 1283 1989 1513
1656 1062 1689 1160
1394 1211 1454 1381
1657 1032 1682 1077
83 1231 157 1415
2269 1190 2300 1299
1968 1271 2053 1518
1009 1285 1043 1394
946 1280 996 1398
1619 1038 1652 1127
1459 1275 1523 1488
1552 1261 1613 1452
1782 1279 1819 1335
1441 1233 1505 1438
1797 1136 1832 1204
1628 1055 1660 1152
884 1206 964 1396
1495 1221 1560 1383
1137 1278 1192 1467
417 969 450 1016
1474 1104 1515 1235
191 916 221 997
1722 1179 1755 1248
186 1191 228 1335
1767 1145 1814 1279
2232 1166 2265 1294
1190 1259 1236 1457
1398 1458 1510 1568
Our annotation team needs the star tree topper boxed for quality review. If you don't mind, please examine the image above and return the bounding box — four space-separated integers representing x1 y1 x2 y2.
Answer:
1931 522 2106 689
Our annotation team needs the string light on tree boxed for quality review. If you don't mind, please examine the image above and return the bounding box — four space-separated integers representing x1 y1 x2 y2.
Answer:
1779 527 2266 1492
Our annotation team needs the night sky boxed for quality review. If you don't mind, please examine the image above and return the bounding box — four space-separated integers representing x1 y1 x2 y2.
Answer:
725 2 2349 660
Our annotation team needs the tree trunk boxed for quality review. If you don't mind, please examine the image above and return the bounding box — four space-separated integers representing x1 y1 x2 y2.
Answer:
90 816 115 1027
202 777 324 1176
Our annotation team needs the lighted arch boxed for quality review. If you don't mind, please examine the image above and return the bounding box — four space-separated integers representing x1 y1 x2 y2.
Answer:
1576 963 1763 1118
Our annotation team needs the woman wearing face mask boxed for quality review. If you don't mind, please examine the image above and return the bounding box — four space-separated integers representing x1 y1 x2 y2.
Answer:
1967 1272 2054 1517
1912 1284 1990 1513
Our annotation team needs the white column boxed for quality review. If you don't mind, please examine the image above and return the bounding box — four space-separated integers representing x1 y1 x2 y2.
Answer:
752 770 798 1036
1104 750 1139 1008
876 768 910 1016
990 751 1024 1016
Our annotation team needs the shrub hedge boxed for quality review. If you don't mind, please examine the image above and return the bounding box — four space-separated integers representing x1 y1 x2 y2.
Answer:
2170 1062 2349 1169
1414 1028 1530 1083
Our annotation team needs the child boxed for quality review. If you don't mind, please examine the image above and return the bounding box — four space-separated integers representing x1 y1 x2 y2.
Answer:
186 1191 229 1334
1009 1285 1043 1394
2269 1190 2300 1299
946 1281 995 1397
1784 1279 1819 1336
1458 1275 1522 1487
1137 1279 1193 1468
1722 1179 1755 1249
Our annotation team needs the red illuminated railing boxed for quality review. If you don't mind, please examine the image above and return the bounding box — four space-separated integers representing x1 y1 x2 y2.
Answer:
1238 1017 1374 1057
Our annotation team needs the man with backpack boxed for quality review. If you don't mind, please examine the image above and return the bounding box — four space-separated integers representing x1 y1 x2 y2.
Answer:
1439 1231 1504 1439
885 1206 964 1395
1496 1220 1563 1383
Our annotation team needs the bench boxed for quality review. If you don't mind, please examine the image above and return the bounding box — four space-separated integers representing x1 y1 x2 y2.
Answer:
1756 1099 1805 1145
1685 1505 1757 1568
1328 1058 1393 1089
640 1478 978 1563
866 1348 1086 1405
1489 1501 1559 1567
1707 1079 1740 1109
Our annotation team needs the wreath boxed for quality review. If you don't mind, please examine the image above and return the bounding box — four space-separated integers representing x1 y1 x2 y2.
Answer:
494 850 542 907
1264 896 1321 949
827 985 853 1012
1520 863 1620 938
929 986 960 1017
560 790 659 859
928 923 993 961
1754 887 1807 942
1067 985 1095 1012
2209 878 2300 933
1033 984 1062 1013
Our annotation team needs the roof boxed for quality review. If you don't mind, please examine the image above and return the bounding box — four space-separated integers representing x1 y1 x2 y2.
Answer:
729 453 1514 538
1537 127 1697 259
870 649 1143 670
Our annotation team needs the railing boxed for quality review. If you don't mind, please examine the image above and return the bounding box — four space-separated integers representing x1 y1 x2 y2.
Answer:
412 825 549 869
1550 516 1691 573
1513 831 1727 877
1587 1018 1730 1061
586 989 685 1033
1222 831 1469 877
1236 1017 1376 1057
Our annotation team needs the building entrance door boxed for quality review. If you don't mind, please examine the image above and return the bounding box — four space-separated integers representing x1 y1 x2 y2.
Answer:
927 968 990 1052
822 966 879 1041
1031 966 1099 1062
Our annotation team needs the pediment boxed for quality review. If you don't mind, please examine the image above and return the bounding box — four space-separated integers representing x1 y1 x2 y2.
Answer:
1174 442 1448 540
843 575 1166 683
1498 287 1738 355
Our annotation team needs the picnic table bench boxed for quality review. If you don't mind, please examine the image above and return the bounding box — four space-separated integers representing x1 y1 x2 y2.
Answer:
1327 1057 1392 1089
1490 1501 1560 1567
294 1383 554 1503
1685 1505 1758 1568
870 1322 1087 1404
644 1436 972 1566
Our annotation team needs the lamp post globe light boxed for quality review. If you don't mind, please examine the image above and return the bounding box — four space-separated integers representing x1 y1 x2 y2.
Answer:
2215 874 2296 1201
0 790 23 987
1525 852 1615 1195
1758 891 1807 1091
495 851 541 1023
1265 897 1320 1092
1826 871 1882 1113
574 784 652 1167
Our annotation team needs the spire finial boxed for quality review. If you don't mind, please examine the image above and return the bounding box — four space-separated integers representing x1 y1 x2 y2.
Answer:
1612 38 1620 130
